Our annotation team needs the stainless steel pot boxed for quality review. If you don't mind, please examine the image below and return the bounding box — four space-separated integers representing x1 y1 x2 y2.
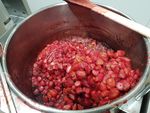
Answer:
1 2 150 113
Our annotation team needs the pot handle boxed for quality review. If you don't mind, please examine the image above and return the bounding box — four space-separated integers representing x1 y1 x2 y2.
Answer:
119 97 143 113
135 84 150 100
135 75 150 100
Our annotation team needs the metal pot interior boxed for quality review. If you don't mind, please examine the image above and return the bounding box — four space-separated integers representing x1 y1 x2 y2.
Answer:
3 3 148 111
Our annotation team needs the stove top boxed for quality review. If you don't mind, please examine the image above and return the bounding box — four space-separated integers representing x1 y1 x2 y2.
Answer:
0 15 148 113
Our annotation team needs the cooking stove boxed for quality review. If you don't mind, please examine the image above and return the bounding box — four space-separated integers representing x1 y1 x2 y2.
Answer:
0 2 150 113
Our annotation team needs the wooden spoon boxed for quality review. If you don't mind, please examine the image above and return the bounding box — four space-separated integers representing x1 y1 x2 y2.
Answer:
64 0 150 38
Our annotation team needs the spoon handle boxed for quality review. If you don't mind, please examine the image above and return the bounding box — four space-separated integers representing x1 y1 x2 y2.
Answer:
92 6 150 38
65 0 150 38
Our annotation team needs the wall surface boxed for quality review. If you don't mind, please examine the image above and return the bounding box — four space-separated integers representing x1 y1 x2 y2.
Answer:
26 0 150 26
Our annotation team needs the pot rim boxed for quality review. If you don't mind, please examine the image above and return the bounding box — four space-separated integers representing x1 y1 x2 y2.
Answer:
2 2 150 113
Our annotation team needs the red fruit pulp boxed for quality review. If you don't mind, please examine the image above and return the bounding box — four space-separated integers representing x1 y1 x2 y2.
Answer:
32 37 140 110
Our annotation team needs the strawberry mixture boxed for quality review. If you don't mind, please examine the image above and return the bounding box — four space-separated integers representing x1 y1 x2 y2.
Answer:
32 37 140 110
